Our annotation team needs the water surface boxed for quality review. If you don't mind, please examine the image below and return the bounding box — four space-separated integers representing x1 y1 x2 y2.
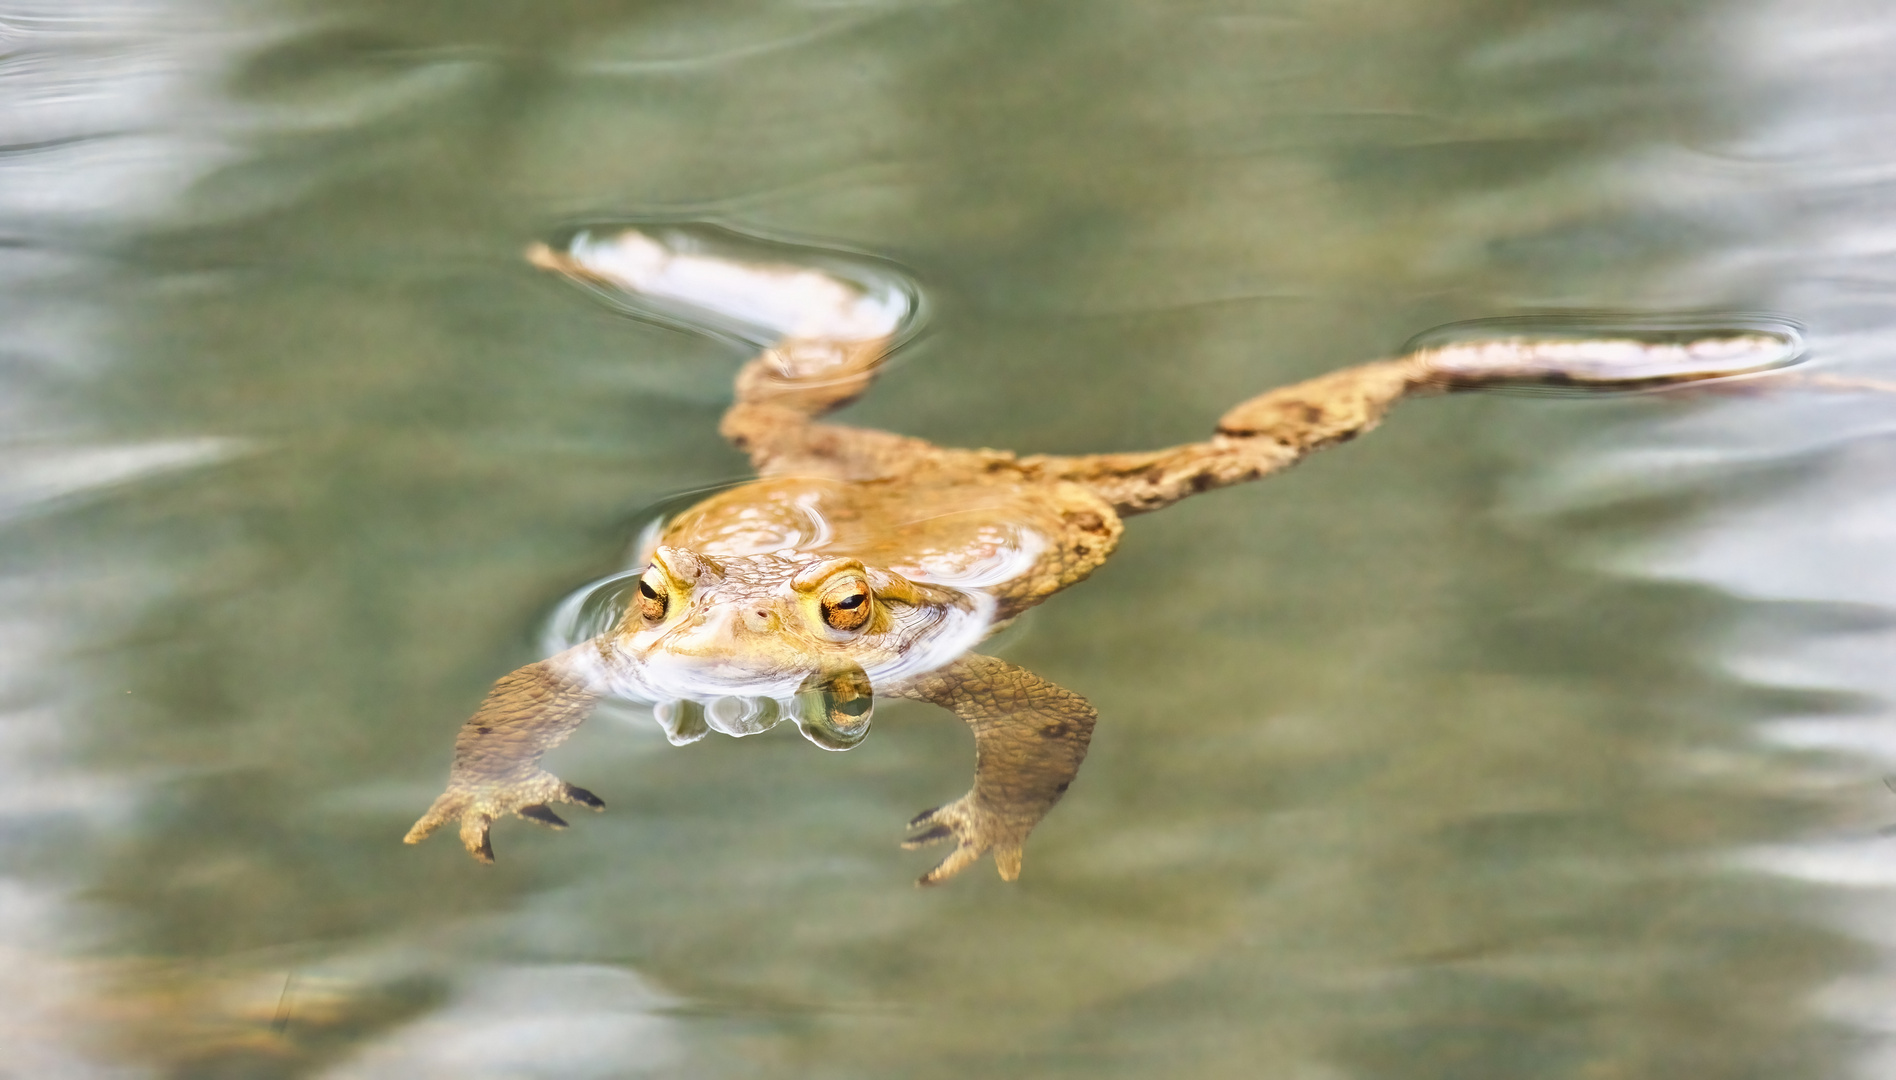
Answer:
4 0 1896 1076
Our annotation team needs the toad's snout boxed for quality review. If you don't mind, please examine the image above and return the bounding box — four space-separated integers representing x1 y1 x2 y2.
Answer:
647 601 785 660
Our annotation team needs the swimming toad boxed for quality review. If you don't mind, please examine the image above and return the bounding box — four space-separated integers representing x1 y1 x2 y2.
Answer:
404 226 1799 884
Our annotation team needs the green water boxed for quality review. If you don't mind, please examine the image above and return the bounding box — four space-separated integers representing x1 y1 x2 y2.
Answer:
6 0 1896 1076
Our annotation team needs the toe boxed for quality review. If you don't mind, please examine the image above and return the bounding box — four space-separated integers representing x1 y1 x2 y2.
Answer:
403 792 462 845
902 822 955 849
402 814 439 845
918 843 982 887
518 804 569 829
993 845 1024 882
459 812 497 864
563 783 605 810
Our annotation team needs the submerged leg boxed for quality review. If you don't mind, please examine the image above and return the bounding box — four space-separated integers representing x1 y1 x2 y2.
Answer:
894 654 1097 886
529 233 931 480
1020 332 1798 516
404 645 606 863
1018 358 1423 514
717 339 934 480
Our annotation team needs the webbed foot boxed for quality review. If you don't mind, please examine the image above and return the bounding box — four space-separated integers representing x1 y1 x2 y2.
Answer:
902 794 1027 886
404 771 604 864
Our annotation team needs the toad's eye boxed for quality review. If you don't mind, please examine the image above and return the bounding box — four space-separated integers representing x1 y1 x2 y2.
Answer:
820 587 871 632
635 574 668 623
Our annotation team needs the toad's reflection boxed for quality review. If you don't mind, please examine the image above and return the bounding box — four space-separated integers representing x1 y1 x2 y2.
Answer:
405 224 1803 884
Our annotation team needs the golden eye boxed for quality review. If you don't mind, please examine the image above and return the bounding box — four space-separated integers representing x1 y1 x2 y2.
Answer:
635 573 668 623
820 584 871 632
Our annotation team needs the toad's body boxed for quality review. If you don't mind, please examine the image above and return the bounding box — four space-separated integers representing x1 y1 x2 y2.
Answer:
405 226 1800 884
612 474 1107 695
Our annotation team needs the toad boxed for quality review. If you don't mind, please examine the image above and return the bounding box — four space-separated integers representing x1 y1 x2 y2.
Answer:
405 225 1800 884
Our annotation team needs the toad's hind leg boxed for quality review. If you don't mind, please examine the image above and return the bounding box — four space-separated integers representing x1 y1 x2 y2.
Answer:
1020 332 1801 515
716 338 937 480
529 232 932 480
1016 358 1423 515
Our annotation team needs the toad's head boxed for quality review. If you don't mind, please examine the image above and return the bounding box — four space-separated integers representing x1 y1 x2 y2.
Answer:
599 546 985 749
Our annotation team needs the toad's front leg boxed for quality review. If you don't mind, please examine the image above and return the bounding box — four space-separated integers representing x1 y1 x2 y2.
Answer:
895 654 1098 885
404 645 605 862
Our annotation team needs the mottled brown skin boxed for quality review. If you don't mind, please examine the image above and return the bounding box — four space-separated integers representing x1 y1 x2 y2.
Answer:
897 654 1099 884
406 242 1727 885
408 650 606 862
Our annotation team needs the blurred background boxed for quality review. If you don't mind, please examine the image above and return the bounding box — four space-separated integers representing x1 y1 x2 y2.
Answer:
4 0 1896 1076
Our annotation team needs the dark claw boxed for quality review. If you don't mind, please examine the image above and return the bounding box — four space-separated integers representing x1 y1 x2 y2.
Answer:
908 806 941 827
519 804 569 828
905 823 953 846
565 784 605 810
474 830 495 864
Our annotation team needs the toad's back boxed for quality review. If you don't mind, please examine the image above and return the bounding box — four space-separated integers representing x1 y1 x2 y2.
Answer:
659 472 1123 619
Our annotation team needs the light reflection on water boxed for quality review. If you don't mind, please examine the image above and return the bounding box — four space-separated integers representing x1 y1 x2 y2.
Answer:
4 0 1896 1076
